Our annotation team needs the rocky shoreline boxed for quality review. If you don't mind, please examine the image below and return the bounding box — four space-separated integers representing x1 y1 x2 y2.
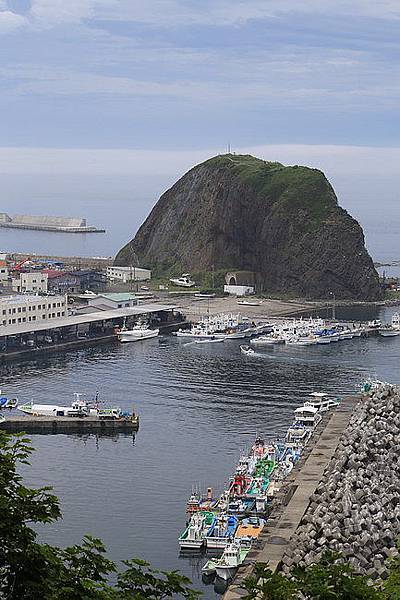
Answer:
281 382 400 580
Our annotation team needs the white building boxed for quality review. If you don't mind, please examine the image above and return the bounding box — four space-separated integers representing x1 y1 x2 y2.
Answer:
107 266 151 283
224 284 255 296
88 293 138 311
0 265 8 283
0 294 67 327
12 272 48 294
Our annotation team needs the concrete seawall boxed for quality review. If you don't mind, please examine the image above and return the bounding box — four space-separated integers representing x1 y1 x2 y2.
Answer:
0 415 139 434
223 395 360 600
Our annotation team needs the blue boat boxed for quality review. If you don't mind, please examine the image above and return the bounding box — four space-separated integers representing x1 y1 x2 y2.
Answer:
205 515 238 549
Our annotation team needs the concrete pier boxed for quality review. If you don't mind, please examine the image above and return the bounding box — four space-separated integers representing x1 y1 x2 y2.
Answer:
0 414 139 434
223 395 360 599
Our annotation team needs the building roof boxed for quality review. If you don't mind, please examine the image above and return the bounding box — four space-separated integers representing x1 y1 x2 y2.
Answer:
95 293 137 302
0 294 64 304
43 270 74 280
107 266 150 272
0 303 177 337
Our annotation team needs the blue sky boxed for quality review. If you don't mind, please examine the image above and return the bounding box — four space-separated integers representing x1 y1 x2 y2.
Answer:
1 0 399 149
0 1 399 261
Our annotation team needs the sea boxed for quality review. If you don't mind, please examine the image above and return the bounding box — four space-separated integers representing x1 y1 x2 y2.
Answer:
2 304 399 598
0 174 399 597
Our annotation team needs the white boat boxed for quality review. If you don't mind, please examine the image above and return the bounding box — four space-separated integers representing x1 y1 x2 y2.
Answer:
194 293 215 298
179 512 207 550
176 313 244 340
170 273 196 287
250 334 284 345
0 414 5 423
304 392 339 412
194 338 224 344
380 329 400 338
339 329 354 340
237 299 262 306
293 405 322 429
286 335 317 346
118 322 159 343
379 313 400 337
214 540 251 580
240 345 255 355
0 392 18 409
18 393 123 419
368 319 382 329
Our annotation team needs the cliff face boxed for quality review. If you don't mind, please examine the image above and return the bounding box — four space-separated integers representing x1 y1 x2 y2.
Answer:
115 154 382 300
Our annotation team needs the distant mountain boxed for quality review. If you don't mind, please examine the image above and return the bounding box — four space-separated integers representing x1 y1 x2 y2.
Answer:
115 154 382 300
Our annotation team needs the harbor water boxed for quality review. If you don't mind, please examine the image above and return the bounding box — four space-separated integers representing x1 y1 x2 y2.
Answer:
3 305 400 598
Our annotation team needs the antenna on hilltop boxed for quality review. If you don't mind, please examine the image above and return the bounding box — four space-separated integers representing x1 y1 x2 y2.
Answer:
227 142 231 154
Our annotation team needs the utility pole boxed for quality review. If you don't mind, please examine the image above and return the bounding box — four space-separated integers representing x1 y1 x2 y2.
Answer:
329 291 336 321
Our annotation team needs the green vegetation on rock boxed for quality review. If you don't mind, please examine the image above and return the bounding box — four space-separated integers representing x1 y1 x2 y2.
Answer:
115 153 382 301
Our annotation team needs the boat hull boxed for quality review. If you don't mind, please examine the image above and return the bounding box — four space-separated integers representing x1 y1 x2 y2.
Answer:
215 566 237 581
379 330 400 337
118 329 159 343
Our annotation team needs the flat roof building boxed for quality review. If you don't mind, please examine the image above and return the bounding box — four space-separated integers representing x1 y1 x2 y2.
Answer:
0 294 67 328
107 266 151 283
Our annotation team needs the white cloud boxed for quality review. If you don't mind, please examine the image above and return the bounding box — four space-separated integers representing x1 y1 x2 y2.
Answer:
0 8 26 31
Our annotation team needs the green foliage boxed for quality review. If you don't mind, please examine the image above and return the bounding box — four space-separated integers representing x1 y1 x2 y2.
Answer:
0 431 200 600
243 552 388 600
383 541 400 600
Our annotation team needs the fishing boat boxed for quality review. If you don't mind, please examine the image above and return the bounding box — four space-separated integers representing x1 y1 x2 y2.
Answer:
379 313 400 337
170 273 196 287
286 335 317 346
205 514 238 549
118 322 159 343
0 414 5 423
293 405 322 429
194 338 224 344
304 392 339 412
285 424 312 450
234 516 266 540
179 511 214 550
237 299 262 306
240 345 255 355
368 319 382 329
214 540 252 580
18 393 122 419
0 392 18 409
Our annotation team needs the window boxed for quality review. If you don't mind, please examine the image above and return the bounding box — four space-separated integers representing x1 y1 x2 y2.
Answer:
32 316 36 321
22 317 26 322
125 303 129 307
43 315 46 319
12 318 16 324
2 320 5 325
17 307 21 313
57 312 60 317
22 307 26 312
118 304 122 308
17 318 21 323
2 310 5 315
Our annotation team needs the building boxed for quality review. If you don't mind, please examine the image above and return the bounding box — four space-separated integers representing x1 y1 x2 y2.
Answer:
0 294 67 327
12 272 48 294
43 270 81 294
73 270 107 293
0 261 9 283
88 293 138 311
107 266 151 283
224 271 256 296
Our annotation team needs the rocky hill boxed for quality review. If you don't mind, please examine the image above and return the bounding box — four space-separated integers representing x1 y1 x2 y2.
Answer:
115 154 382 300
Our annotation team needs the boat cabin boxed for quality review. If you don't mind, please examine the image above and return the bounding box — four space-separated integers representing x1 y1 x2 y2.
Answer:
294 405 322 429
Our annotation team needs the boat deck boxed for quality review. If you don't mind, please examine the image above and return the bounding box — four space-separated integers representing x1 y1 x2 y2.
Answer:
0 414 139 434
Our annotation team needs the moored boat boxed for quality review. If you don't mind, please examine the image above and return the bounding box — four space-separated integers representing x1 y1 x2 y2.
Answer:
179 511 214 550
118 322 159 342
240 345 255 355
205 514 238 549
214 540 252 580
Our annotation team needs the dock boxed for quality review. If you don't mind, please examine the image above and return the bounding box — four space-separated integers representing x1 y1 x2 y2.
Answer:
0 415 139 434
223 395 360 600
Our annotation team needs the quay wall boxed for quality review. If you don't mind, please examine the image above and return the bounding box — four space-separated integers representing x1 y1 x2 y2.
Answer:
0 415 139 434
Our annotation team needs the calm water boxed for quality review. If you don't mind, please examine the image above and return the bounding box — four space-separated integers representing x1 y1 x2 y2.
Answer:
1 305 399 597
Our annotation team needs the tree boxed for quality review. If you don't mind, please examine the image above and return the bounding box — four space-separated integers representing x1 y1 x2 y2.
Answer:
0 432 200 599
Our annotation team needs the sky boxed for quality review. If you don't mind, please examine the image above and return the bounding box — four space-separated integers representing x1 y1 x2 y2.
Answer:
0 0 399 259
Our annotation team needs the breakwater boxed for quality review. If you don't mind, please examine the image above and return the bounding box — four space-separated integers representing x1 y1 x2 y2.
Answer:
280 382 400 579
